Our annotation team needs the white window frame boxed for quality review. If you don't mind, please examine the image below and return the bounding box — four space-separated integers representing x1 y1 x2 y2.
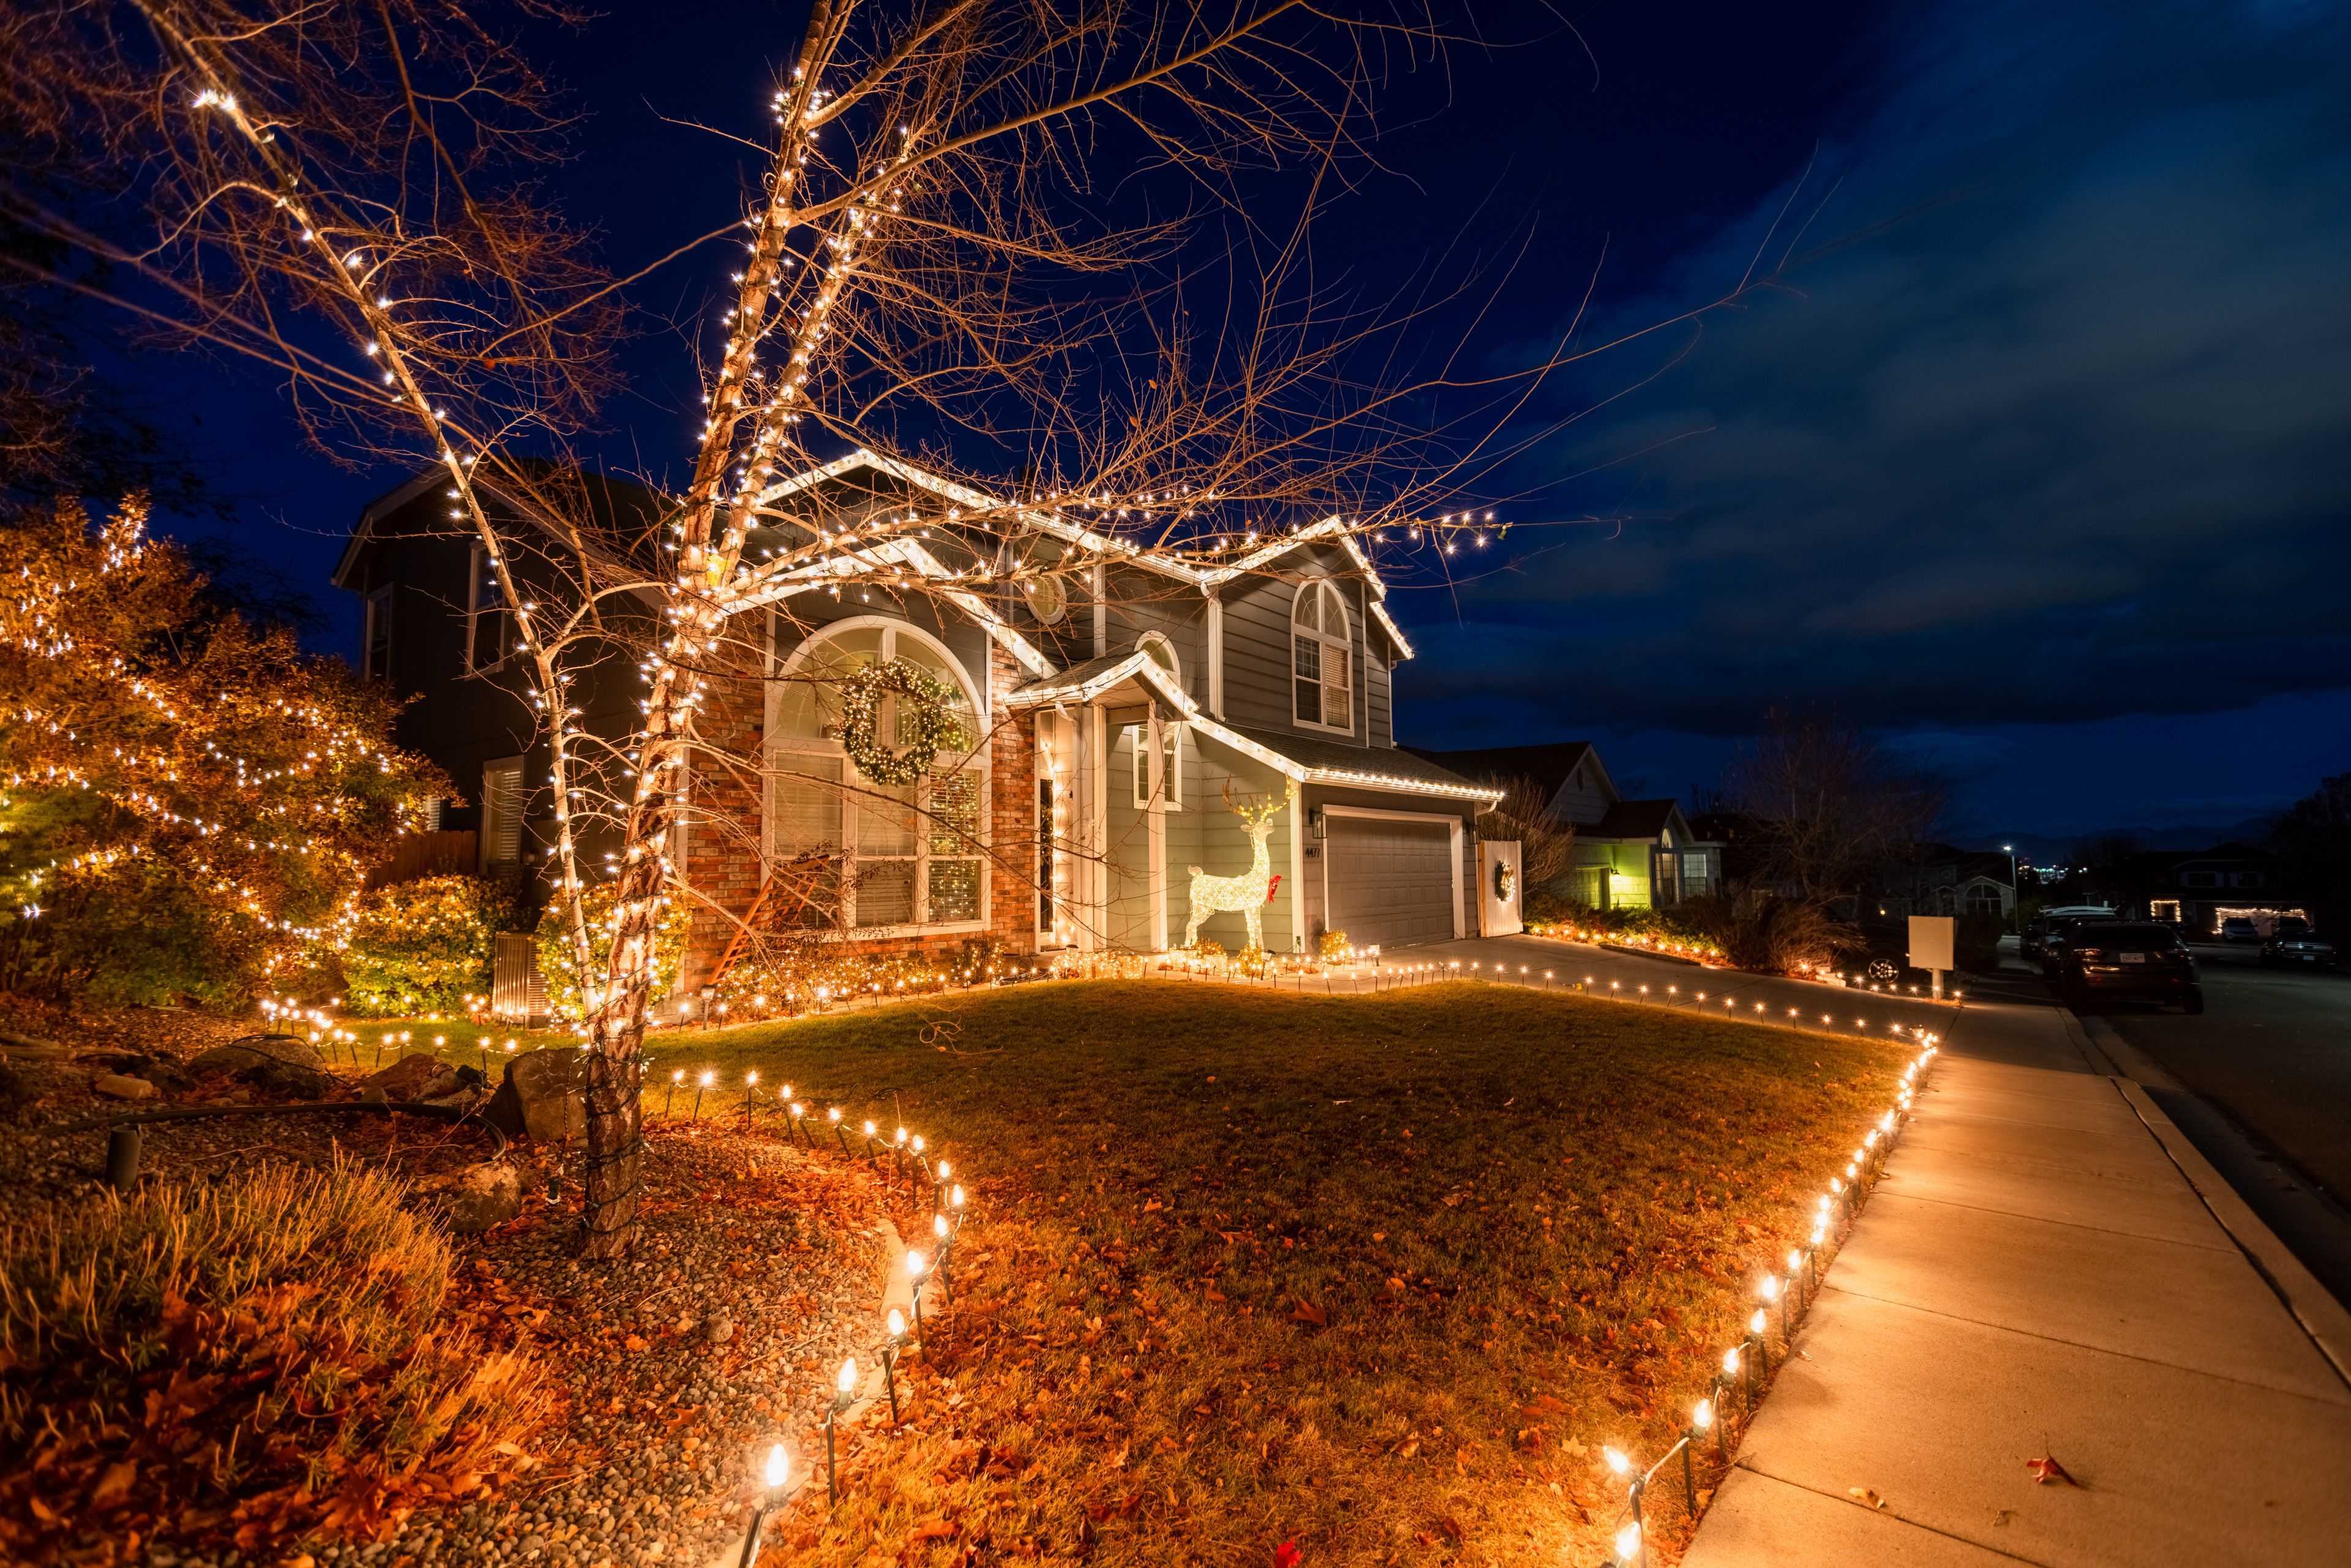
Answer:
465 544 511 675
362 583 394 681
1126 718 1185 811
767 615 990 937
1291 580 1354 735
480 756 525 871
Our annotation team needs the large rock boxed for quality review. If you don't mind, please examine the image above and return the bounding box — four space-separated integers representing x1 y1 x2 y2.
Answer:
486 1048 584 1145
92 1072 159 1101
419 1160 523 1234
187 1037 334 1097
363 1051 460 1101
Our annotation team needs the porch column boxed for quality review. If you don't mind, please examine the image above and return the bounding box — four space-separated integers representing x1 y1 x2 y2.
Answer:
1147 707 1168 951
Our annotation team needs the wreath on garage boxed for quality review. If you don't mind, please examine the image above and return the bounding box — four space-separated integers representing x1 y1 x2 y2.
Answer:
838 658 964 786
1493 859 1517 904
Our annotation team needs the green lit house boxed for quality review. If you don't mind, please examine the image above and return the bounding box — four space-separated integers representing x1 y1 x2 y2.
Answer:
1407 742 1722 910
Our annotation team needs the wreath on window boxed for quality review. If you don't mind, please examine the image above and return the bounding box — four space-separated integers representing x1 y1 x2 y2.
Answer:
1493 859 1517 904
838 658 964 786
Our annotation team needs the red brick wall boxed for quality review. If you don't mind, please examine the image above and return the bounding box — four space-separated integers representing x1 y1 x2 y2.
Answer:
679 634 1039 991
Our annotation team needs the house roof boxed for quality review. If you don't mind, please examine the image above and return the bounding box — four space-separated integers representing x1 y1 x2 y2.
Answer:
749 449 1420 659
334 463 671 591
1233 726 1497 801
1406 743 1599 801
1588 799 1685 842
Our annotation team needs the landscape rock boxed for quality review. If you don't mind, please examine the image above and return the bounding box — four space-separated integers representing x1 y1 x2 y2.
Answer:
486 1048 585 1144
420 1161 523 1234
188 1036 336 1097
366 1051 462 1101
703 1311 735 1346
92 1072 160 1100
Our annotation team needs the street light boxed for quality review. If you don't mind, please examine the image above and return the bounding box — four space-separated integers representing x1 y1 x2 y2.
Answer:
2002 843 2019 932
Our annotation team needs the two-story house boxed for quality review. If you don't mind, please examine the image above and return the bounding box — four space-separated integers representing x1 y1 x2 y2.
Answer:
337 449 1498 988
1406 741 1721 909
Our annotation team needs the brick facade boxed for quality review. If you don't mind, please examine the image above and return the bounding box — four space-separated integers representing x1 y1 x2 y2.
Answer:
679 632 1040 992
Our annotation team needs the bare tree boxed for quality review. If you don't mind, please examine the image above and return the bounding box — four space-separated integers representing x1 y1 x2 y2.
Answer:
1721 711 1944 902
5 0 1799 1255
1478 776 1575 890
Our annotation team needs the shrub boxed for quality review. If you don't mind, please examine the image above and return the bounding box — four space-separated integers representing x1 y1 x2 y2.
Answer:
536 882 691 1021
1316 928 1351 961
1955 910 2006 973
0 1158 552 1555
341 874 510 1015
1678 884 1857 973
709 932 1014 1018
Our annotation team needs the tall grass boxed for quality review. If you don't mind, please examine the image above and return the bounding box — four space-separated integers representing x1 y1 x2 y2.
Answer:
0 1157 552 1554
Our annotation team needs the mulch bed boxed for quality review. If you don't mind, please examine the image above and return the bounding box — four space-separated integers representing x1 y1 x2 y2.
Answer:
0 1011 906 1568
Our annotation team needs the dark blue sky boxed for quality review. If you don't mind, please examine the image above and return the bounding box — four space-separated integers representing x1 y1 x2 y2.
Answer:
116 0 2351 846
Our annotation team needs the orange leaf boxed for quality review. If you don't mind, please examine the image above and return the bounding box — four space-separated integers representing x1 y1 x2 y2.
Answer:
1289 1299 1327 1328
2026 1454 2081 1487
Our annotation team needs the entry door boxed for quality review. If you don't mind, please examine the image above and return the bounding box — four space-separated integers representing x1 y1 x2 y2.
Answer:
1325 815 1456 949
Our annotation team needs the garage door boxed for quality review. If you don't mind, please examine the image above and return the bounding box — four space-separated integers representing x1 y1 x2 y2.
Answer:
1325 815 1456 949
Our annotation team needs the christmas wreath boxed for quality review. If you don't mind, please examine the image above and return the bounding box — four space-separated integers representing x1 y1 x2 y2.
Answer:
839 658 964 785
1493 859 1516 904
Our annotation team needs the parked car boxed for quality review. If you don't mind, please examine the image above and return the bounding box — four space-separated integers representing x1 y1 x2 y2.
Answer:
2260 920 2341 970
2220 916 2261 943
2027 906 2116 965
2053 921 2203 1013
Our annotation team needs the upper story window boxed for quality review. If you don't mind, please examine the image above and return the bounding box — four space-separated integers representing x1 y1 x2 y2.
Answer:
768 617 987 932
1292 580 1352 733
466 544 513 673
362 583 394 681
1137 631 1181 690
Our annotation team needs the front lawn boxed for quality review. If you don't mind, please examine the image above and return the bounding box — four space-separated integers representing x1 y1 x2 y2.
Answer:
645 979 1900 1567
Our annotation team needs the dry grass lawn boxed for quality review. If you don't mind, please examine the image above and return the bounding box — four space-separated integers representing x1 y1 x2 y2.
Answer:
642 978 1900 1567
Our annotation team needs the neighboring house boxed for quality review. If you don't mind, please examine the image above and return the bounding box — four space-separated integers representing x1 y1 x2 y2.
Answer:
333 463 664 911
1404 742 1722 909
2084 846 2306 936
1873 847 2015 921
337 450 1498 991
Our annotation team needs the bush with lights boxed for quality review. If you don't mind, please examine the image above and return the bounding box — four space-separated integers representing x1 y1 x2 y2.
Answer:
709 933 1017 1020
340 875 511 1016
535 880 692 1022
1315 928 1351 962
0 496 446 1005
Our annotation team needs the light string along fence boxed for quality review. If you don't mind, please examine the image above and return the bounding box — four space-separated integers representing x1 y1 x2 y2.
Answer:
639 1060 973 1567
1589 1037 1941 1567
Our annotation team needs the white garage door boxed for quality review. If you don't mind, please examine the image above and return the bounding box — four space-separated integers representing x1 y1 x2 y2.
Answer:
1326 815 1456 949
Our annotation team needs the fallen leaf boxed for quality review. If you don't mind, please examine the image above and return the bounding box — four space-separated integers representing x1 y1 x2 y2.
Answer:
1205 1289 1228 1304
1848 1487 1888 1510
2026 1454 2081 1488
1288 1299 1327 1328
908 1517 956 1542
89 1459 137 1509
1273 1544 1302 1568
624 1334 649 1352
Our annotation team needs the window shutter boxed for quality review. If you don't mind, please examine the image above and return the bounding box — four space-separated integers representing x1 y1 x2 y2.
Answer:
482 760 524 865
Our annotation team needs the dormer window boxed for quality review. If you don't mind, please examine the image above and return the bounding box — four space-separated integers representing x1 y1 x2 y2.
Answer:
1292 580 1352 732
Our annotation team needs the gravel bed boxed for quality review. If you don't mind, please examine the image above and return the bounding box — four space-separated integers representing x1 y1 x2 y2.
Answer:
1 1027 898 1568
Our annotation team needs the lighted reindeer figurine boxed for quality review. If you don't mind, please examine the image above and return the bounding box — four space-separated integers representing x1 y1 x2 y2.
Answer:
1183 781 1295 951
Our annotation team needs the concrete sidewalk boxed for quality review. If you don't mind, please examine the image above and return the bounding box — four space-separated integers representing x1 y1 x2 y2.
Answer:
1682 990 2351 1567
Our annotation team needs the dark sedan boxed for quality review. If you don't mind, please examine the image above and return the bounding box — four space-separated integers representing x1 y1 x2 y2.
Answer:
2260 920 2340 970
2055 921 2204 1013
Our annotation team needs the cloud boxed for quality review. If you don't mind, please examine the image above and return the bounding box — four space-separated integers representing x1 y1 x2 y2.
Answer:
1412 0 2351 741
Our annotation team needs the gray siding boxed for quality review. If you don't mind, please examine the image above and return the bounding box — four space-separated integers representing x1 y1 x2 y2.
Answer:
1213 542 1372 747
1548 760 1617 827
1101 561 1209 707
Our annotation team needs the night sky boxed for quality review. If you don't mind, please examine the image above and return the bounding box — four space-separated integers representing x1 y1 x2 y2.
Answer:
111 0 2351 848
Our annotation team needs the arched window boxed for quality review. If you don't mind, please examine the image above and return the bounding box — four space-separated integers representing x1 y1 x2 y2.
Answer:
1291 580 1352 732
768 617 987 932
1136 631 1181 689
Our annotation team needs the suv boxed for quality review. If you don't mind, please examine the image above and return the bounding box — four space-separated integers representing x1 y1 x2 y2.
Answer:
2053 921 2203 1013
2220 916 2260 943
2260 920 2340 970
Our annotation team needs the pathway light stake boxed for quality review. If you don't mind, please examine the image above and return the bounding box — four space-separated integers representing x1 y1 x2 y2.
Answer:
694 1070 713 1125
863 1119 881 1163
1604 1446 1644 1565
787 1101 809 1147
666 1068 682 1119
882 1308 907 1423
831 1106 853 1155
931 1212 955 1305
736 1443 793 1568
825 1356 856 1507
1745 1310 1769 1396
1684 1400 1713 1515
907 1250 929 1351
743 1070 759 1129
1761 1274 1788 1346
933 1157 952 1212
